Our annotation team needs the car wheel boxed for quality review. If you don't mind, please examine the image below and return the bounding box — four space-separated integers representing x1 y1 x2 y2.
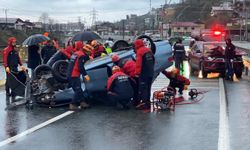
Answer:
112 40 130 52
136 35 156 54
34 65 53 79
220 71 226 78
52 60 69 83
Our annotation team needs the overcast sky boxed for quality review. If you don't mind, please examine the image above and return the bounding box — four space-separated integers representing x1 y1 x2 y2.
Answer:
0 0 178 25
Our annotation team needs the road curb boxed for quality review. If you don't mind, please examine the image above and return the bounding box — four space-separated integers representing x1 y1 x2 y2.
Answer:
218 78 230 150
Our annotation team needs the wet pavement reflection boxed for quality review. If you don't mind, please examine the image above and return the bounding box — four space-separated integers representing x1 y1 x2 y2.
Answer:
1 61 250 150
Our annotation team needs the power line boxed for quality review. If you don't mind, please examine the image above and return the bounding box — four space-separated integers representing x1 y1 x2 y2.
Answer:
150 0 152 11
91 8 97 26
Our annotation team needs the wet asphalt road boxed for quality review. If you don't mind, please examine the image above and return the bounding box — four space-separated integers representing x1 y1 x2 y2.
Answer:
225 80 250 150
0 73 222 150
0 58 249 150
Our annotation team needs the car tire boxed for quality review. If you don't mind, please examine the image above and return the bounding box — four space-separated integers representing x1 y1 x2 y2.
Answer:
52 60 69 83
220 71 226 78
34 65 53 79
112 40 130 52
136 35 156 54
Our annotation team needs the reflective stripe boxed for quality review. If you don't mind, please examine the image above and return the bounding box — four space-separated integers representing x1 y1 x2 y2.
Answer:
175 50 185 52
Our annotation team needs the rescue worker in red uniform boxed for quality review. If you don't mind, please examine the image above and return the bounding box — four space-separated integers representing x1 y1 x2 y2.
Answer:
90 40 106 58
3 37 26 96
134 39 155 110
111 54 136 78
83 44 94 59
162 68 190 95
47 39 76 67
111 54 138 105
67 41 91 110
41 40 57 64
107 66 134 109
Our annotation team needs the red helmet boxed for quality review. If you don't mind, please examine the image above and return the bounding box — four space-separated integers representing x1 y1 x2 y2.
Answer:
111 54 120 62
7 37 17 46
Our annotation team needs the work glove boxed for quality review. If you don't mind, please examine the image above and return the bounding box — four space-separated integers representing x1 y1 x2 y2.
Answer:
5 67 10 74
21 66 26 72
84 75 90 82
184 85 189 90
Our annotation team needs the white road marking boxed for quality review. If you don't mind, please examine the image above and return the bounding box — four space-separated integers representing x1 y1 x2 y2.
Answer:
0 111 74 147
218 78 230 150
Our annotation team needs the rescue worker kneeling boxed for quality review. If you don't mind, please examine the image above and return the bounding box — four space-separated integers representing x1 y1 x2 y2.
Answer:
162 68 190 95
67 42 91 110
107 66 134 109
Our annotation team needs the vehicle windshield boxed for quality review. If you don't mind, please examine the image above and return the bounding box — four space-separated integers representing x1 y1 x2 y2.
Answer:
182 38 193 46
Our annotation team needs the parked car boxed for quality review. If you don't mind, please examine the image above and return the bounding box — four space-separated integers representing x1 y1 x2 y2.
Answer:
188 41 246 78
26 35 173 107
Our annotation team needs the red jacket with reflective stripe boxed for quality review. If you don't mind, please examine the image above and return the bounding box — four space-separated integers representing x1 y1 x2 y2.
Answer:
107 71 127 91
3 38 22 68
134 39 151 75
121 60 136 78
162 71 190 85
71 50 87 77
91 45 105 58
61 46 74 59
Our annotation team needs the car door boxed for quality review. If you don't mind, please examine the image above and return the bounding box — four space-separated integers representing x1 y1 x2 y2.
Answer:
85 67 109 92
189 43 203 70
154 41 173 74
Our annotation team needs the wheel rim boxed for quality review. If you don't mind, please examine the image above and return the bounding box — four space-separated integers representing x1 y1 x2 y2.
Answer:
142 38 151 49
58 63 68 77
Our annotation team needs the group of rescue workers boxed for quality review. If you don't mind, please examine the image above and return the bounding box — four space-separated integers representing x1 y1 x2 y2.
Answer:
2 34 192 111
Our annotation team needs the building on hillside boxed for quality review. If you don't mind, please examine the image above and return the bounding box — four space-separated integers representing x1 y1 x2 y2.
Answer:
170 22 205 36
94 22 114 35
0 18 37 32
211 2 234 16
0 18 24 30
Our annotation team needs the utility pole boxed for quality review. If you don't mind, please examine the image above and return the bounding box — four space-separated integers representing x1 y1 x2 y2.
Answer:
122 20 125 40
78 16 83 31
91 8 97 27
4 9 8 29
149 0 152 12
